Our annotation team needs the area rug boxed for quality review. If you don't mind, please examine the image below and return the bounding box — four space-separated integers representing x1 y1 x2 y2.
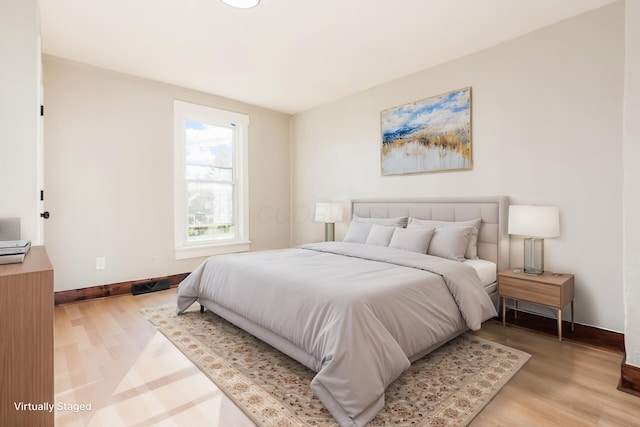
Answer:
141 304 530 426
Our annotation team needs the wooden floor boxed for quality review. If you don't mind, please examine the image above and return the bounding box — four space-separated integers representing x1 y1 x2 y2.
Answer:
54 289 640 427
54 289 253 427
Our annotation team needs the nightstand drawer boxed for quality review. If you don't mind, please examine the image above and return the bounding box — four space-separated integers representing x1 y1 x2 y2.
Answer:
498 276 561 307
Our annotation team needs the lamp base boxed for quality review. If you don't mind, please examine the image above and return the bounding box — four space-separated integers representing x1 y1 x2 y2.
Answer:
324 223 335 242
523 237 544 275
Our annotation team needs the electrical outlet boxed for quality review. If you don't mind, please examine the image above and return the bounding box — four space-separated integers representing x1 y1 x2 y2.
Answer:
96 257 106 270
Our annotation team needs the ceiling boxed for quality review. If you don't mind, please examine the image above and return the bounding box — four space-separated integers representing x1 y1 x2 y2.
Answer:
40 0 615 114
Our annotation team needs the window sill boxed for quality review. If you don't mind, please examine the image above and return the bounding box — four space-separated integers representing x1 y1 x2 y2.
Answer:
174 240 251 260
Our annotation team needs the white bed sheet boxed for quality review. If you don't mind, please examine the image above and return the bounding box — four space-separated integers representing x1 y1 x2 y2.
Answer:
464 258 497 288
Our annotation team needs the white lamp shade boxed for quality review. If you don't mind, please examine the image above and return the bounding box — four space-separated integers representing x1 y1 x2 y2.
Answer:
314 203 344 223
508 205 560 238
221 0 260 8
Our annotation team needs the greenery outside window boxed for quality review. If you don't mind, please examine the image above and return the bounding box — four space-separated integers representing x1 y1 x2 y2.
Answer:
174 101 250 259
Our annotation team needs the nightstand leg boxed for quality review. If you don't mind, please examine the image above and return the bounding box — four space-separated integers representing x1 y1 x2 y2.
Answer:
514 300 518 319
502 297 506 327
558 309 562 341
571 300 575 331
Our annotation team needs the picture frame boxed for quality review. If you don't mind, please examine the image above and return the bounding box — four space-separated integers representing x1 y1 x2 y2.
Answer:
381 87 472 175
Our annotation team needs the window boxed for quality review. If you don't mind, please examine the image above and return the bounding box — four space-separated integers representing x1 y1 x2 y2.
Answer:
174 100 250 259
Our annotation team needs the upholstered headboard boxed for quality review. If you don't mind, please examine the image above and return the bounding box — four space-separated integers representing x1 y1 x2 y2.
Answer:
351 196 509 271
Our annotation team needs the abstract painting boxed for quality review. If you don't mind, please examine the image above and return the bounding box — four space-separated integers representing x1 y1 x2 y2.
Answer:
381 87 472 175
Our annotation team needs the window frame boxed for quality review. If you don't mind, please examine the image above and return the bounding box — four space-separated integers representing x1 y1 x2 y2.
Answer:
173 100 250 260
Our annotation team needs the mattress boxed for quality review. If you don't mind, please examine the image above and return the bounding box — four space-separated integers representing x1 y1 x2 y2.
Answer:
464 258 497 290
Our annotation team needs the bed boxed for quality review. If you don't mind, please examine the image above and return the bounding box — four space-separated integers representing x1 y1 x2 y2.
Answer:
177 196 509 427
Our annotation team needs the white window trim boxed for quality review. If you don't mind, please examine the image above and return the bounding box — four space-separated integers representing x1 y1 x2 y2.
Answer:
173 100 250 260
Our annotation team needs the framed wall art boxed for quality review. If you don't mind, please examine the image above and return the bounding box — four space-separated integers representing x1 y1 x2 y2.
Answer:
381 87 472 175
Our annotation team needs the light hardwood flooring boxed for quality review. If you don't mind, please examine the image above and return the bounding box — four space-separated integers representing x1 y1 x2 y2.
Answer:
471 323 639 426
54 289 253 427
54 289 640 426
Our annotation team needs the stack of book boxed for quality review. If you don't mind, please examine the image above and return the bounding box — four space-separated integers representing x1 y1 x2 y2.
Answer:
0 240 31 265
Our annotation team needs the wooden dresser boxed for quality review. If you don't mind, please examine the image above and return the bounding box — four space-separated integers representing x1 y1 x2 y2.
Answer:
0 246 54 427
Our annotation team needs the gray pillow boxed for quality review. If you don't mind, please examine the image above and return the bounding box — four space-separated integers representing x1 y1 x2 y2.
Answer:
389 227 435 253
343 221 372 244
427 226 474 262
353 214 408 228
365 224 396 246
408 218 481 259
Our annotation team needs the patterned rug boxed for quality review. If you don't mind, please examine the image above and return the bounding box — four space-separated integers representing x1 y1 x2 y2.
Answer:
141 304 530 427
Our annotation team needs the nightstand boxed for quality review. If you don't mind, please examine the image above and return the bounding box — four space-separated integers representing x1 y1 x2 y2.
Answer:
497 269 575 341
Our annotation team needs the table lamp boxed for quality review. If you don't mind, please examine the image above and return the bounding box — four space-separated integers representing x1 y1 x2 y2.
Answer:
314 202 344 241
508 205 560 275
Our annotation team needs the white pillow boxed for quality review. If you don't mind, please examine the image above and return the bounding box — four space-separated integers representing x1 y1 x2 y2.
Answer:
365 224 396 246
427 226 474 262
389 227 435 253
343 221 373 244
353 214 408 228
408 218 481 259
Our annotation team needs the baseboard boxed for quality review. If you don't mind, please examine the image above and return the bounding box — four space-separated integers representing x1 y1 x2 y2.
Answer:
54 272 190 305
619 361 640 397
501 309 625 354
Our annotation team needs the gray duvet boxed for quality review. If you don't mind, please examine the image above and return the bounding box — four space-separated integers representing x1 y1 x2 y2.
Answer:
176 242 497 427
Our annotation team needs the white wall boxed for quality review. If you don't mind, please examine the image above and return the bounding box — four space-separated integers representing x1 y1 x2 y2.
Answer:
43 57 291 291
291 3 625 332
623 0 640 368
0 0 41 242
